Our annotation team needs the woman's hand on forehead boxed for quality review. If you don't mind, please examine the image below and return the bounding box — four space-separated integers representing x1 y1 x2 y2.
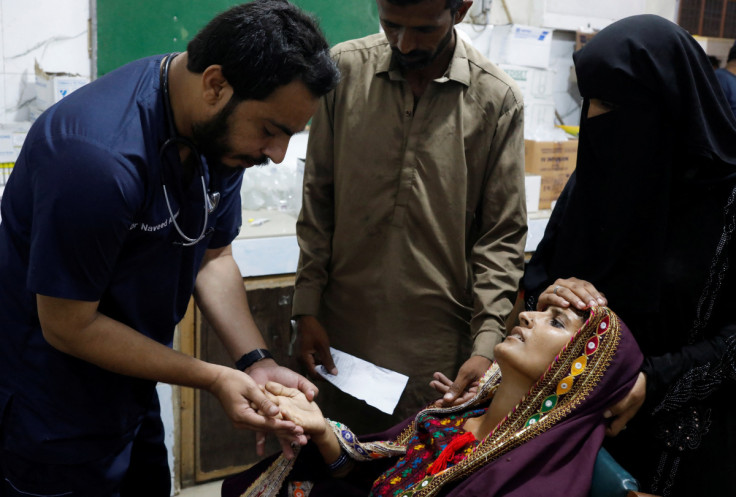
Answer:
538 278 607 312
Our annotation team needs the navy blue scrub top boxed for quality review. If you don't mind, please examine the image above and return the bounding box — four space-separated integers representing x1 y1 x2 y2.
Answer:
0 55 243 463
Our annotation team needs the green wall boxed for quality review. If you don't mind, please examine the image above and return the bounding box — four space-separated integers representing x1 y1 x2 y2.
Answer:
96 0 379 75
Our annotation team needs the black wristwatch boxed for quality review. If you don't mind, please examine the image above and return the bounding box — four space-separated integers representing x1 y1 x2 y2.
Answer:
235 349 274 371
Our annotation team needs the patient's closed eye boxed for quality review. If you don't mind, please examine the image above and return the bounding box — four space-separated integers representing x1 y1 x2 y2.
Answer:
550 318 566 329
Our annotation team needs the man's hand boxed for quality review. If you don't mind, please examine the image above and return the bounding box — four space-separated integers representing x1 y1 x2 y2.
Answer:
604 372 646 437
430 356 490 407
246 358 319 457
297 316 337 378
537 277 607 311
247 358 318 401
262 382 327 436
205 365 306 458
259 383 342 469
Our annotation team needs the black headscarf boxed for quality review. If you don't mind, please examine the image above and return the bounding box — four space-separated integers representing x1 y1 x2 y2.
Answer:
523 16 736 494
523 14 736 330
575 14 736 163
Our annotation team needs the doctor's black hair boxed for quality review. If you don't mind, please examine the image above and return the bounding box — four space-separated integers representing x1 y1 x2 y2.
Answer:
387 0 465 12
186 0 339 102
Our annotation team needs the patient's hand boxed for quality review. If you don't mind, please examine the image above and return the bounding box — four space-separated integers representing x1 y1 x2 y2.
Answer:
262 382 328 437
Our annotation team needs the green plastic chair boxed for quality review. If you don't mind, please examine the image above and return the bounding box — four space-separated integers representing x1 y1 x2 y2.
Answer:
590 448 640 497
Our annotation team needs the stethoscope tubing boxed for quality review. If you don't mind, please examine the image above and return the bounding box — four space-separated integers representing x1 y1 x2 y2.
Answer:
159 53 213 247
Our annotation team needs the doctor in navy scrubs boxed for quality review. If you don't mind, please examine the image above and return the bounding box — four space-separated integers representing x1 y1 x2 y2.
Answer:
0 1 338 495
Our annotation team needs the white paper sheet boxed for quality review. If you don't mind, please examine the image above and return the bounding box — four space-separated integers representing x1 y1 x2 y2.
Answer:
315 347 409 415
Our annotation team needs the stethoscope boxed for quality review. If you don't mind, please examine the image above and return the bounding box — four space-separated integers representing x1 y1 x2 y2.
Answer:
159 52 220 247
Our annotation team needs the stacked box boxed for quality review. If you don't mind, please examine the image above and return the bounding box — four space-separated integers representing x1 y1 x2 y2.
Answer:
524 139 578 209
489 24 554 69
32 60 89 119
0 123 30 185
498 57 556 134
575 30 598 51
525 174 542 213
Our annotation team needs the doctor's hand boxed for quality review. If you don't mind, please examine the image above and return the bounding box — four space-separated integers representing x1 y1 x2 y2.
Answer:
604 372 646 437
430 356 489 407
246 358 319 457
538 277 607 312
206 365 307 459
261 382 327 436
247 358 318 402
296 316 337 379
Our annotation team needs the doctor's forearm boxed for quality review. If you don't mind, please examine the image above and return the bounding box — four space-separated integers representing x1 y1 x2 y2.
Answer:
37 293 227 390
194 244 267 361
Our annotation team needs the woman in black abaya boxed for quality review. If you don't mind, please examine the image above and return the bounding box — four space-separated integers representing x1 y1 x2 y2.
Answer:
522 14 736 497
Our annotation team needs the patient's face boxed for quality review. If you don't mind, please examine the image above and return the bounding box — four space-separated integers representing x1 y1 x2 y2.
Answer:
495 306 586 383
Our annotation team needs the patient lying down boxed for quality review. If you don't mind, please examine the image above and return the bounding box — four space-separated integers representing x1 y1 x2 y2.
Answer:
223 306 642 497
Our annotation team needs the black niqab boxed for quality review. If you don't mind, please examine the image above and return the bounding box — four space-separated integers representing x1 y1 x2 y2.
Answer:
522 16 736 494
523 14 736 328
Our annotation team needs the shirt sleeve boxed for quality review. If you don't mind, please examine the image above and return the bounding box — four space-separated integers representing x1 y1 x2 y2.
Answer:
26 137 144 301
469 92 528 359
642 239 736 411
715 70 736 117
642 321 736 413
292 87 337 318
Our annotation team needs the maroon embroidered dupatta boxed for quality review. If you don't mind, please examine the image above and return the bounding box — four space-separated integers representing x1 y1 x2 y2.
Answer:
223 306 642 497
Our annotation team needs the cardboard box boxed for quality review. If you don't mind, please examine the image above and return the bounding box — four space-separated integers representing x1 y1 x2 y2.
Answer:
35 61 89 111
489 24 554 69
575 30 598 51
525 174 541 213
0 123 30 179
28 104 45 122
524 139 578 209
523 97 557 136
0 132 14 165
499 64 553 99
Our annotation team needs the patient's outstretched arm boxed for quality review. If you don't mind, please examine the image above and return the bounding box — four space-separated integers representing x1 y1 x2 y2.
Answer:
263 382 343 467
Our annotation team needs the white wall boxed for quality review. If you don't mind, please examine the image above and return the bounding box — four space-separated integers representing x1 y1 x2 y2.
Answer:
0 0 90 123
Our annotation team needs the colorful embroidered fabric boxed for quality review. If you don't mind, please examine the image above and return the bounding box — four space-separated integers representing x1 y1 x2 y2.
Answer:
236 306 627 497
524 313 611 428
337 307 622 497
327 420 407 462
369 409 485 496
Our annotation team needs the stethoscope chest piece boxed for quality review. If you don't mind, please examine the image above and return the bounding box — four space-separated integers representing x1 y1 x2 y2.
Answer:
207 191 220 213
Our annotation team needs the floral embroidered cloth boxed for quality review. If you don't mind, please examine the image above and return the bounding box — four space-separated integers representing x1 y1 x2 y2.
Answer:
370 408 484 496
223 307 643 497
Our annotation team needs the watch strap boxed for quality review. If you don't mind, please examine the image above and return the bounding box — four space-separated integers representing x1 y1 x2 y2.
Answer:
236 348 274 371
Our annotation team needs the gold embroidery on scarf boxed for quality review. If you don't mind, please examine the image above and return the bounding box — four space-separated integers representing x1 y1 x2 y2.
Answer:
405 307 621 496
239 307 622 497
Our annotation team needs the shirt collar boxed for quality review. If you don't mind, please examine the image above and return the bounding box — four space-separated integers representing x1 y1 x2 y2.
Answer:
375 29 472 87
